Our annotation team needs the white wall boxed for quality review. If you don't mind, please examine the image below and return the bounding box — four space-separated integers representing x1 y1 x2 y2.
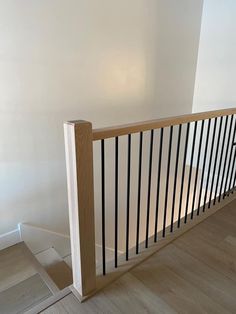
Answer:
149 0 203 117
193 0 236 112
0 0 203 235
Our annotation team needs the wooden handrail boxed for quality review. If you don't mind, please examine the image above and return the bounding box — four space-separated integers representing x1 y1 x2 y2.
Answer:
92 108 236 140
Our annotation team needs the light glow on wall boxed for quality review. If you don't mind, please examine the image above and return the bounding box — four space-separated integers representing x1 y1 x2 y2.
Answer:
99 52 146 100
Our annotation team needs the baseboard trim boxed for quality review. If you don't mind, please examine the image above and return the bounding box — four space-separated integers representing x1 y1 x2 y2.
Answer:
0 228 21 251
19 223 71 258
19 223 124 267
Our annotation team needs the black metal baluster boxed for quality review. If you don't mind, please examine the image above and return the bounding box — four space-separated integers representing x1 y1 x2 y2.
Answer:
213 116 228 204
232 162 236 189
191 120 204 218
203 118 217 211
224 118 236 196
101 139 106 275
145 130 154 248
228 148 236 193
163 126 173 237
219 115 233 201
154 128 163 242
197 119 211 215
170 124 182 232
184 121 197 223
177 123 190 228
136 132 143 254
208 117 223 208
126 134 131 261
114 137 118 268
231 156 236 191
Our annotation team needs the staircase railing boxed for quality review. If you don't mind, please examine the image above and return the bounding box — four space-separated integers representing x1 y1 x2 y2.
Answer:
64 108 236 299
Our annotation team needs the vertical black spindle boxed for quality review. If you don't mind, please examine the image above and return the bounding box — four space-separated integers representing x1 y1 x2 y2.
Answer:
101 139 106 275
197 119 211 215
203 118 217 211
163 126 173 237
228 148 236 193
114 137 118 268
136 132 143 254
145 130 154 248
191 120 204 218
184 121 197 223
224 118 236 196
126 134 131 261
154 128 163 242
219 115 233 201
213 116 228 204
170 124 182 232
208 117 223 208
232 163 236 189
177 123 190 228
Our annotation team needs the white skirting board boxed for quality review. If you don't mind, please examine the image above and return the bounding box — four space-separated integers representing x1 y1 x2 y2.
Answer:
19 223 71 258
19 223 123 265
0 228 21 250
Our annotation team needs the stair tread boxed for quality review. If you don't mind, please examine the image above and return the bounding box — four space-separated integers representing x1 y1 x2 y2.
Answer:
46 261 73 290
0 242 37 293
0 273 52 314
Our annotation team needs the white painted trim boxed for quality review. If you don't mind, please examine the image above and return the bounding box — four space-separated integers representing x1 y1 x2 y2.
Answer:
0 227 21 250
19 223 124 265
19 223 70 240
19 223 71 257
95 243 124 255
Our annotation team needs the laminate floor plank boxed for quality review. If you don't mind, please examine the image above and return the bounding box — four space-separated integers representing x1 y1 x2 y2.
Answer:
0 273 52 314
103 272 175 314
174 227 236 282
131 259 230 314
46 261 72 290
40 302 67 314
60 292 121 314
180 219 236 262
0 243 37 293
138 243 236 313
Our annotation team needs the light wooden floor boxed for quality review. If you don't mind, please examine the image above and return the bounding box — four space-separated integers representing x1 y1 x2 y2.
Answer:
0 243 53 313
43 199 236 314
0 242 73 313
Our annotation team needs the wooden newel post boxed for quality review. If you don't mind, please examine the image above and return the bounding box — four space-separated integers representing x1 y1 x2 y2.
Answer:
64 120 96 297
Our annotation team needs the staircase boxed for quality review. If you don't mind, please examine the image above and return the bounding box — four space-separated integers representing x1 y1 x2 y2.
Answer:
0 242 72 313
0 222 123 313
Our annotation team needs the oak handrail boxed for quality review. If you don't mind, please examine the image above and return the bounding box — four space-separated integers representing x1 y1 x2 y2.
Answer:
92 108 236 140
